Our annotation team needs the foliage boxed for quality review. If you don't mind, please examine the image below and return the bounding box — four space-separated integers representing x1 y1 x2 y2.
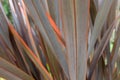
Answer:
1 0 12 22
0 0 120 80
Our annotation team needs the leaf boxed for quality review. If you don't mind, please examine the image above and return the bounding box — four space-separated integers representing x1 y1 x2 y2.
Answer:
95 57 105 80
75 0 90 80
88 15 120 79
9 29 32 75
90 0 97 25
0 68 22 80
47 0 61 29
23 0 69 77
20 0 41 60
93 0 98 10
8 22 53 80
61 0 90 80
0 57 34 80
60 0 76 79
0 2 14 54
46 13 65 46
111 23 120 70
88 0 114 55
0 35 14 62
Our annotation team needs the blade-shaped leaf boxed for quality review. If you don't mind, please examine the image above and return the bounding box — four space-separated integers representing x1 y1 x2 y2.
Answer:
111 23 120 70
75 0 90 80
8 22 53 80
0 57 34 80
0 2 14 54
88 0 114 55
23 0 69 77
88 15 120 79
20 0 41 60
61 0 76 79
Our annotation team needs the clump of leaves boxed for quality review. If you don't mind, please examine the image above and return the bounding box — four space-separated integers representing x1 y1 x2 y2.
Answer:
1 0 12 22
0 0 120 80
